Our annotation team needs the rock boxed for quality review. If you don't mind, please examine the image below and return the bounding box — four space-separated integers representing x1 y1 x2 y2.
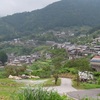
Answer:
13 76 22 80
8 75 14 79
31 75 40 78
8 75 22 80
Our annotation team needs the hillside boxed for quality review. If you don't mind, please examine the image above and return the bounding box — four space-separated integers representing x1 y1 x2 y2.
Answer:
0 0 100 40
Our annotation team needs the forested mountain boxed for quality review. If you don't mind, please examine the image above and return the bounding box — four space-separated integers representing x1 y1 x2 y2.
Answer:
0 0 100 40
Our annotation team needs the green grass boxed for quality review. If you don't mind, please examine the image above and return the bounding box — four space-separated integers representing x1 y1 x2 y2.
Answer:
97 93 100 96
12 86 68 100
73 80 100 89
81 97 100 100
43 78 61 87
0 78 61 99
0 78 24 100
0 68 6 78
0 78 23 87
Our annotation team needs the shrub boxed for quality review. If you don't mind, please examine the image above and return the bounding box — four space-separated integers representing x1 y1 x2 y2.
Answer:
69 68 77 74
5 65 26 76
94 72 100 77
12 87 67 100
98 78 100 85
59 68 70 73
32 69 51 78
0 68 6 78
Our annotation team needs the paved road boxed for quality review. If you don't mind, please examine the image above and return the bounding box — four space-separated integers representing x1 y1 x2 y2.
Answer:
15 78 100 99
15 78 77 94
46 78 100 100
46 78 77 94
67 89 100 100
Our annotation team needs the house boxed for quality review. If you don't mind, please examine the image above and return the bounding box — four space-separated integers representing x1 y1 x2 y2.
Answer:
90 56 100 71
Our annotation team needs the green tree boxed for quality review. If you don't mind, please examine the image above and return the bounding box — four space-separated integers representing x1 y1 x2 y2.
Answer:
0 51 8 65
64 58 90 71
64 57 91 86
51 48 68 84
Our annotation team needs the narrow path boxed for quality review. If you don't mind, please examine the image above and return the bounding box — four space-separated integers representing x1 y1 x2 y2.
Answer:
15 78 100 99
47 78 100 99
46 78 77 94
15 78 77 95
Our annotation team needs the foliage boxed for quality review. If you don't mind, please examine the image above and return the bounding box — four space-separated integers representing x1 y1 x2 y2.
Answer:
64 58 91 72
64 58 91 86
97 78 100 85
51 48 68 72
32 69 51 78
73 80 100 89
12 87 68 100
30 60 52 78
1 44 33 56
93 72 100 77
5 65 26 76
0 68 6 78
50 48 68 84
0 51 8 65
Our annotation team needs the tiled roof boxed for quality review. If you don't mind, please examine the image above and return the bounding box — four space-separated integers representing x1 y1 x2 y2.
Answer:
91 56 100 64
93 56 100 58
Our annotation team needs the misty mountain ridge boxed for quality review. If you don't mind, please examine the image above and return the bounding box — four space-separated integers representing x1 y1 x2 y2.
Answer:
0 0 100 40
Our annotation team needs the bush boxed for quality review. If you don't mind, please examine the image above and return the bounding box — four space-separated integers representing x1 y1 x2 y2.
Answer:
5 65 26 76
0 68 6 78
69 68 77 74
12 87 67 100
94 72 100 77
59 68 70 73
98 78 100 85
32 69 51 78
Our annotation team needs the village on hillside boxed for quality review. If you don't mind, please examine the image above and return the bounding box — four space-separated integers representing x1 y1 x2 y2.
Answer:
2 33 100 72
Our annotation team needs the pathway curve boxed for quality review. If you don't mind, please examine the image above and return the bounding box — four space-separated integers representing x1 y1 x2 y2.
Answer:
15 78 100 99
15 78 77 94
46 78 77 94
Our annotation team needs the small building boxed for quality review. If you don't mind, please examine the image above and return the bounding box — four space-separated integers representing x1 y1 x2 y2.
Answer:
90 56 100 71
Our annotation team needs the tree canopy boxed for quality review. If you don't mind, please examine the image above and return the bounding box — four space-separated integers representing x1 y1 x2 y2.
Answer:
64 58 91 71
50 48 68 84
0 51 8 65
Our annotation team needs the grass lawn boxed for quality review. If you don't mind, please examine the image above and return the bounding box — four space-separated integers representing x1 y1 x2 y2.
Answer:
0 78 24 100
72 80 100 89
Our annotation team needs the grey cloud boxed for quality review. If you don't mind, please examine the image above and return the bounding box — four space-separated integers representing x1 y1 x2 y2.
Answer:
0 0 60 16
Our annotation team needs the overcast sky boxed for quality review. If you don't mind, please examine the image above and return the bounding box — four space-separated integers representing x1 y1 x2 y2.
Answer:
0 0 60 16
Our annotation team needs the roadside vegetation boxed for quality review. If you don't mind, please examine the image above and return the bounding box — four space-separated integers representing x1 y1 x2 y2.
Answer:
73 80 100 89
73 71 100 89
11 87 71 100
0 44 100 99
